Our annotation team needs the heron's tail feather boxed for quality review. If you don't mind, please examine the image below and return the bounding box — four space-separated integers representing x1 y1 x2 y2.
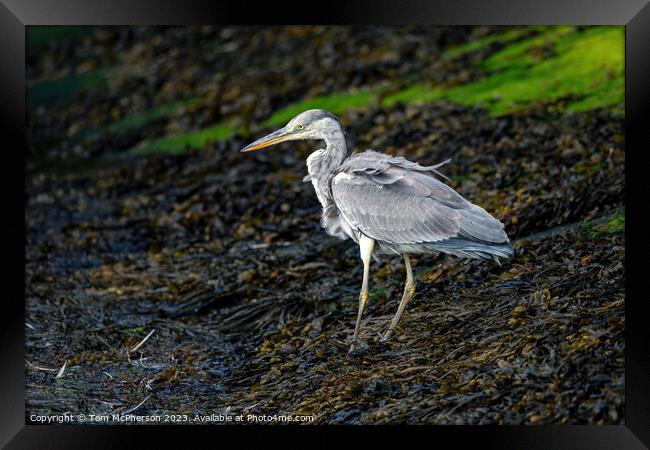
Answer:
425 238 513 261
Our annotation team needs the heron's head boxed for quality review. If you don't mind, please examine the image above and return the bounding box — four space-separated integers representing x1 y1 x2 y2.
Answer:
240 109 343 153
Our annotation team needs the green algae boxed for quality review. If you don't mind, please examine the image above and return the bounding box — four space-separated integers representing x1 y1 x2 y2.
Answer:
388 26 624 116
470 26 623 114
264 27 624 125
109 98 199 134
131 122 240 156
382 84 444 107
581 211 625 238
264 90 376 126
123 26 623 155
441 27 533 59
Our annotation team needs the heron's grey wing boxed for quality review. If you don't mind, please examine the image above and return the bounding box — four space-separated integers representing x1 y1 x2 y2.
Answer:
331 160 509 246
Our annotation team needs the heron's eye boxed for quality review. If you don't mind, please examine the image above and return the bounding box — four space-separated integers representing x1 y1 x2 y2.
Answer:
295 124 304 130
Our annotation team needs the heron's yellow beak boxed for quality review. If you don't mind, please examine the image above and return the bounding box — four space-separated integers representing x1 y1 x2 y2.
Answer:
240 127 292 153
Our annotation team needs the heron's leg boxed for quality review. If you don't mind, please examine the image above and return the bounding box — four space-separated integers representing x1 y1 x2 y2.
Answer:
349 235 375 353
381 254 415 342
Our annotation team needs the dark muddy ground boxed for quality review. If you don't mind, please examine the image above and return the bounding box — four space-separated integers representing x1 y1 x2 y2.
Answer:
25 26 624 424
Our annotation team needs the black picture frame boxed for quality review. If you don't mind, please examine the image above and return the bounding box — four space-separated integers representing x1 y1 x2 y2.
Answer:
4 0 649 448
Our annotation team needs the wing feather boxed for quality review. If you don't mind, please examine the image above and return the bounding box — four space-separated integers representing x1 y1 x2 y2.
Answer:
331 152 509 249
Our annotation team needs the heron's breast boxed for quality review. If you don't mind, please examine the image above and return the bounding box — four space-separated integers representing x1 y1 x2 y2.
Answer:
322 211 354 241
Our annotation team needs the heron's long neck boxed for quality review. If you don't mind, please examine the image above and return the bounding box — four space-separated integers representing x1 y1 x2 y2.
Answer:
306 128 347 207
321 130 347 172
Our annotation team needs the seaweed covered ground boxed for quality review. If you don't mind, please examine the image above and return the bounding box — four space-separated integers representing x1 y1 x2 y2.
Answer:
25 26 624 424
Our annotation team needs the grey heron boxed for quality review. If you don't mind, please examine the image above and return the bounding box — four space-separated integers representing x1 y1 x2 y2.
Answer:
241 109 512 352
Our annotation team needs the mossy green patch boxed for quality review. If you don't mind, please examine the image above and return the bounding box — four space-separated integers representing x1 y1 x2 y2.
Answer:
130 122 240 156
603 214 625 235
127 326 146 334
479 26 576 71
68 97 202 144
129 26 623 157
466 26 623 114
264 90 376 126
27 68 110 108
442 27 533 60
581 211 625 238
266 27 623 118
109 98 200 134
382 84 444 107
469 26 623 115
386 26 624 116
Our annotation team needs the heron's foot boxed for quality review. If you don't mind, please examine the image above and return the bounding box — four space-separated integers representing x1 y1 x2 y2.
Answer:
381 324 403 342
347 337 368 355
379 329 393 343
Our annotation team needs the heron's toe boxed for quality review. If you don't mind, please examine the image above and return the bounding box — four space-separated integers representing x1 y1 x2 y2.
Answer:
347 337 368 355
380 330 392 343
